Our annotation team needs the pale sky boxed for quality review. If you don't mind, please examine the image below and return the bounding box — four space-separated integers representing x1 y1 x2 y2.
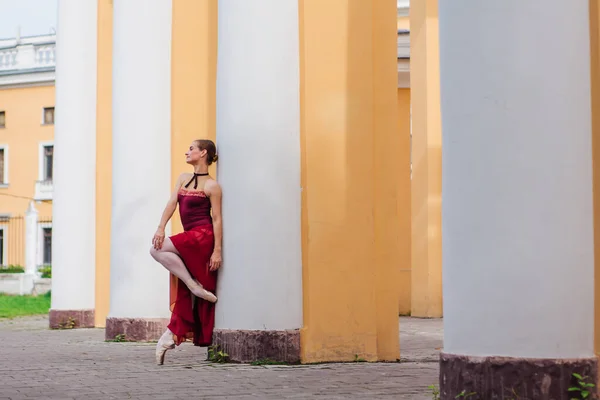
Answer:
0 0 57 40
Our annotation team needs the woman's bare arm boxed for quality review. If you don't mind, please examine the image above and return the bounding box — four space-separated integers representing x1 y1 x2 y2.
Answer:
205 179 223 270
153 174 186 249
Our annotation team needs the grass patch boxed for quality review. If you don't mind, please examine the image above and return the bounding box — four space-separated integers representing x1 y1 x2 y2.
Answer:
105 334 129 342
0 292 51 319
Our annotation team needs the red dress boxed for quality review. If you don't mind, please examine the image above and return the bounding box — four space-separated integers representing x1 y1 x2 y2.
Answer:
167 188 217 346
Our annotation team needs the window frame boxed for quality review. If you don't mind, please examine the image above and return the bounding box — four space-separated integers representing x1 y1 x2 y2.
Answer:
41 107 55 126
38 141 54 182
0 224 7 267
37 222 52 267
0 144 8 186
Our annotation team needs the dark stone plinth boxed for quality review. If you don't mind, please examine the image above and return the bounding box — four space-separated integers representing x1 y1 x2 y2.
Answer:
49 309 95 329
440 352 598 400
212 329 300 363
105 317 169 341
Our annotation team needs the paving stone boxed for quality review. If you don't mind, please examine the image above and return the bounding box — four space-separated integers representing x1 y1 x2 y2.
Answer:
0 316 442 399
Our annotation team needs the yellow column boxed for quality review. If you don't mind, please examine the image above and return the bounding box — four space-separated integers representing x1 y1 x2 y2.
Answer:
372 0 405 358
171 0 217 233
94 0 113 327
397 88 411 315
299 0 401 363
170 0 217 308
409 0 443 318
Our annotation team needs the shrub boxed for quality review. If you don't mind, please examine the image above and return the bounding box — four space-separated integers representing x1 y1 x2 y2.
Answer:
38 265 51 279
0 265 25 274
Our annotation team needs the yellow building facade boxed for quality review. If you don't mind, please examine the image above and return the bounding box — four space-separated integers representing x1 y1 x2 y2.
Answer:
0 34 55 292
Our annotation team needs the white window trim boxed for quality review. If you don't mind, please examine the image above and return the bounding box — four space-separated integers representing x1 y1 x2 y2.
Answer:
0 224 7 266
41 106 55 125
38 141 54 181
37 222 52 267
0 144 8 186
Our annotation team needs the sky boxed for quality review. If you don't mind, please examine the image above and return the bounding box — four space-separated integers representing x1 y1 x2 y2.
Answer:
0 0 57 40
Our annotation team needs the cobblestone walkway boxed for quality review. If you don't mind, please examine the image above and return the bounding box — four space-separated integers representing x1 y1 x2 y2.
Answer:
0 316 442 399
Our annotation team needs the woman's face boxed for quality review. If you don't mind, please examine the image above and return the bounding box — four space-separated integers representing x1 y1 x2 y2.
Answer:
185 143 205 164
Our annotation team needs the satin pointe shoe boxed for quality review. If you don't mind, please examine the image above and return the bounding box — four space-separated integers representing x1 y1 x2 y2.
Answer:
189 280 217 303
155 329 176 365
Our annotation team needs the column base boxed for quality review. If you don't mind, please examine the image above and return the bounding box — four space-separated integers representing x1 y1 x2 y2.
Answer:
105 317 169 341
213 329 300 363
440 352 598 400
49 309 95 329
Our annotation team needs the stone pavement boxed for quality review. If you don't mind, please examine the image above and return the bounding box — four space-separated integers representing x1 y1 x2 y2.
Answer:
0 316 442 400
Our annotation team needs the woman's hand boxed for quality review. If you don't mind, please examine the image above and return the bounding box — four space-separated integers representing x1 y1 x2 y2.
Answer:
209 250 222 271
152 228 166 250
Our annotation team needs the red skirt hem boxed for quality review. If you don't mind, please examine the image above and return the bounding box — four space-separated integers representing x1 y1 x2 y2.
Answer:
167 224 217 347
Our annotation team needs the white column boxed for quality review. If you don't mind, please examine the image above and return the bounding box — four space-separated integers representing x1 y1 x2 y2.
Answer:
215 0 302 331
24 202 38 276
440 1 594 358
108 0 172 319
52 0 97 311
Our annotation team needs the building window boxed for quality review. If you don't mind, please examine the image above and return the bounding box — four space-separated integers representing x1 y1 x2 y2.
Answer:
42 227 52 265
0 227 4 266
36 142 53 200
43 107 54 125
42 145 53 181
0 111 5 128
0 146 7 185
0 149 4 184
0 228 4 265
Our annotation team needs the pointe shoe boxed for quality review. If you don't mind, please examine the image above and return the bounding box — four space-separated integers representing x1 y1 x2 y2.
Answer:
189 281 218 303
155 331 175 365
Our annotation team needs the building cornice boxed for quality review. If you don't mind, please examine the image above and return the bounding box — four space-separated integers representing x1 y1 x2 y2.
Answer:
0 70 55 89
0 33 56 48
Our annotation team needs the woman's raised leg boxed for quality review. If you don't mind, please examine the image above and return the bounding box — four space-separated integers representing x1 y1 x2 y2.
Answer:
150 238 217 303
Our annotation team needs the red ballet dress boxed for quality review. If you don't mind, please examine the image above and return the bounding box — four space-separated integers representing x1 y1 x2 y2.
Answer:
167 187 217 346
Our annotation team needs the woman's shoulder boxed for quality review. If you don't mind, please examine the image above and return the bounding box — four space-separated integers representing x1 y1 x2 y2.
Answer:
177 172 196 183
204 178 221 195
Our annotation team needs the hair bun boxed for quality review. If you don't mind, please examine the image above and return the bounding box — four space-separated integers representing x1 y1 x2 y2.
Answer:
212 154 219 163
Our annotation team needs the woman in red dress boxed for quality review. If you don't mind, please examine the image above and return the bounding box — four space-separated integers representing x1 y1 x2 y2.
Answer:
149 139 223 365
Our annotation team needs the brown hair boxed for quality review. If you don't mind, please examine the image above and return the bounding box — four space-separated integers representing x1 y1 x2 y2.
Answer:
194 139 218 165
